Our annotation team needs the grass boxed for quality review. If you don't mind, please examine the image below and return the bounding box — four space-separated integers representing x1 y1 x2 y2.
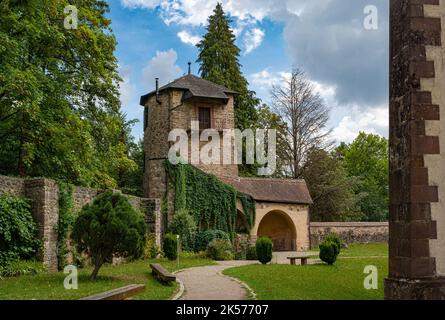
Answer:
0 255 215 300
224 243 388 300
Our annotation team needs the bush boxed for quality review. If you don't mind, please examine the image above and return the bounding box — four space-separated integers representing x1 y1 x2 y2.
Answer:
246 246 258 261
0 260 46 278
0 195 41 268
169 209 197 252
72 191 147 280
163 233 178 260
324 233 341 256
143 233 160 259
319 241 338 265
206 238 233 261
256 237 273 264
194 229 230 252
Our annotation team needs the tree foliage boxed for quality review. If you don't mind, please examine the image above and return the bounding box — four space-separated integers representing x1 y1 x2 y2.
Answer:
0 195 41 267
72 191 146 280
196 3 259 131
302 148 361 222
0 0 137 189
169 209 197 252
336 132 389 221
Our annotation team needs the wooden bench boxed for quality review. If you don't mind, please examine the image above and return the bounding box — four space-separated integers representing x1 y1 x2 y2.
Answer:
79 284 145 300
150 263 176 284
287 256 308 266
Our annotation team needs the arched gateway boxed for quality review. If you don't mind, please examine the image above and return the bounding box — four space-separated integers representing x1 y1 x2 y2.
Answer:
257 210 297 251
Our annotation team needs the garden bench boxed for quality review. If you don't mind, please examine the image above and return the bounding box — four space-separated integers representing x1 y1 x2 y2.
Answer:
150 263 176 284
287 256 308 265
79 284 145 300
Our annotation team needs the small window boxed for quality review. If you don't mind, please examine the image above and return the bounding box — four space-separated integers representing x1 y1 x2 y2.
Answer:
199 107 211 130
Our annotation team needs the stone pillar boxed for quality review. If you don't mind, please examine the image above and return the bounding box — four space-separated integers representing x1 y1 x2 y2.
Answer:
386 0 445 299
142 198 162 247
25 179 59 272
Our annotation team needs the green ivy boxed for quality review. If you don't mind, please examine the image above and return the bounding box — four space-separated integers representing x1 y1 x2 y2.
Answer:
164 161 255 238
56 181 75 270
0 195 41 267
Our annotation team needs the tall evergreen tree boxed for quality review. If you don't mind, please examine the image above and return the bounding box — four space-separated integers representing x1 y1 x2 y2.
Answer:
196 3 259 131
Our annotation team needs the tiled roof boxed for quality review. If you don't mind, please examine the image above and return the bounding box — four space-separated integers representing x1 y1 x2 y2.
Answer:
219 176 313 205
140 74 237 106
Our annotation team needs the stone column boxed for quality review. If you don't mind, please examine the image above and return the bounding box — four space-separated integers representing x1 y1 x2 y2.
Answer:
25 179 59 272
386 0 445 299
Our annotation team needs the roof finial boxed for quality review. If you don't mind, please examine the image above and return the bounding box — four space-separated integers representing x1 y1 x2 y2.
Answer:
188 62 191 75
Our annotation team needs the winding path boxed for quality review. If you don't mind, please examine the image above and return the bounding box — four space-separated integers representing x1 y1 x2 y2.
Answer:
175 261 257 300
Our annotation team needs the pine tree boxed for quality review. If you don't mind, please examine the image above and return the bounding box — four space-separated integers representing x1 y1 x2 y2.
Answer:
196 3 259 131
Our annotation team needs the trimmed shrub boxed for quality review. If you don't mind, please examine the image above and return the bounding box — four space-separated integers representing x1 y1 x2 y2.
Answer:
206 238 233 261
144 233 160 259
194 229 230 252
0 195 41 268
324 233 342 256
256 237 273 264
246 246 258 261
163 233 178 260
169 209 197 251
319 241 338 265
72 191 147 280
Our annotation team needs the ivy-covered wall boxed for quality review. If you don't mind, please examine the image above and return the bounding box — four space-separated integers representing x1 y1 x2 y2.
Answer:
164 162 256 238
0 175 161 272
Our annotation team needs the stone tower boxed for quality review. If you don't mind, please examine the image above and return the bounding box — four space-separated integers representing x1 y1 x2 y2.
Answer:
140 74 239 200
386 0 445 299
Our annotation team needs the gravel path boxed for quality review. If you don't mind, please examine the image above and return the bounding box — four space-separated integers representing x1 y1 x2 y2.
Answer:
175 251 317 300
176 261 257 300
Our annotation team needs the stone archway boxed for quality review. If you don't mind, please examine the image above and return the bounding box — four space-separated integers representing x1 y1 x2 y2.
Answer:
257 210 297 251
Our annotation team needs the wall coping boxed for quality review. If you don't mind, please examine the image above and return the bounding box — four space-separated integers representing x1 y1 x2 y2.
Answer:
310 222 388 227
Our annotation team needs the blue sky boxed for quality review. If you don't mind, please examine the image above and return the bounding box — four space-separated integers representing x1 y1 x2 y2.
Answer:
107 0 389 143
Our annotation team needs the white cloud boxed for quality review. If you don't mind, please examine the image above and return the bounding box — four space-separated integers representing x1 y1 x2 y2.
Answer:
177 30 201 46
142 49 183 88
331 106 388 143
118 65 137 108
120 0 160 9
243 28 265 54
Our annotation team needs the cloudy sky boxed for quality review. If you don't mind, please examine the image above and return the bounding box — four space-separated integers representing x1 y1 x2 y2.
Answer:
109 0 389 143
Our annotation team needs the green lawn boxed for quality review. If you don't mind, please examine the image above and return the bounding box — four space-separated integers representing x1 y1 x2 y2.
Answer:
225 243 388 300
0 256 215 300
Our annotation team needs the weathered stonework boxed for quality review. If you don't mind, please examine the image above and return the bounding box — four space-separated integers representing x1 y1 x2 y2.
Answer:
309 222 388 249
387 0 445 299
25 179 59 272
0 175 162 271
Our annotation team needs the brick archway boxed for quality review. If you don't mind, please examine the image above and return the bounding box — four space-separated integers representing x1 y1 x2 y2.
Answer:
257 210 297 251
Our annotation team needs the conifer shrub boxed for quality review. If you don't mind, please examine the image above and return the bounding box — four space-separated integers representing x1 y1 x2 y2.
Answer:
256 237 273 264
163 233 178 260
319 240 338 265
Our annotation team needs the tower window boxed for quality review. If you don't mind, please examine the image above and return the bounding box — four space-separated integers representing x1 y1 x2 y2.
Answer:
199 107 211 130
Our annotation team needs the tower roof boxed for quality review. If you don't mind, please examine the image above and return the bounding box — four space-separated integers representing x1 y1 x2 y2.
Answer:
140 74 237 106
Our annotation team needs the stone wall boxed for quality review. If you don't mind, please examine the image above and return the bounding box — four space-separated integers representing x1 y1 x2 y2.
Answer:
309 222 388 249
0 175 161 272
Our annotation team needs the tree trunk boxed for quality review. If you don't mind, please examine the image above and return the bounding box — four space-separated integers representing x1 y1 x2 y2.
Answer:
90 257 103 280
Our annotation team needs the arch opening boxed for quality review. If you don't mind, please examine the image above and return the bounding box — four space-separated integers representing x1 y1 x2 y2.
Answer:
257 210 296 251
